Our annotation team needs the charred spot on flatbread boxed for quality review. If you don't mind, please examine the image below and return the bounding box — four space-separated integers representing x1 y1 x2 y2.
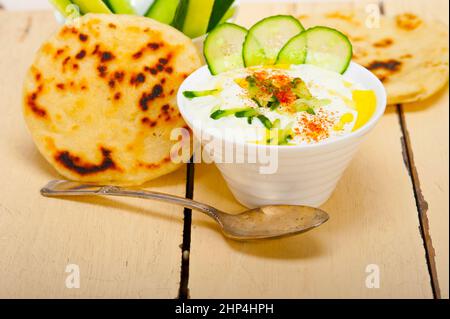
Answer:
366 59 402 82
26 85 47 118
55 147 118 176
373 38 394 48
396 13 423 31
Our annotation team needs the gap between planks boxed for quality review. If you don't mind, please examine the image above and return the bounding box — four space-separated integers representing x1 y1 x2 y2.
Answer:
178 161 195 299
397 105 441 299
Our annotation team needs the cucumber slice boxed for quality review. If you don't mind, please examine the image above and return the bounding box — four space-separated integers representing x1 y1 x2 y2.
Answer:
103 0 135 14
204 23 248 75
304 26 353 74
146 0 179 24
183 89 221 98
71 0 112 14
176 0 215 38
243 15 304 67
49 0 74 18
207 0 235 32
171 0 189 30
276 31 307 65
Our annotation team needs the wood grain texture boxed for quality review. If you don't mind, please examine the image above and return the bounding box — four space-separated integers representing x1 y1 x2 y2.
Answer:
187 2 434 298
384 0 449 299
0 11 186 298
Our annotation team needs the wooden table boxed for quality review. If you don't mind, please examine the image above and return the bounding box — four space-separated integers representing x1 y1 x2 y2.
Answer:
0 0 448 299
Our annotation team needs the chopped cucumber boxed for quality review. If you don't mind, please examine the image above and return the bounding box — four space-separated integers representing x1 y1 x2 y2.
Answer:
268 97 280 110
176 0 215 38
103 0 135 14
276 31 307 65
278 123 294 145
207 0 235 32
183 89 221 98
267 122 294 145
292 78 312 99
210 107 248 120
146 0 179 24
49 0 74 18
204 23 248 75
210 110 228 120
304 26 353 74
172 0 189 30
235 108 259 118
71 0 112 14
272 119 281 128
293 98 330 113
306 108 316 115
257 115 273 129
243 15 304 67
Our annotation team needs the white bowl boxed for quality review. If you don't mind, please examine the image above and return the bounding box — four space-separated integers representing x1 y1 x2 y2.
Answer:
177 62 387 208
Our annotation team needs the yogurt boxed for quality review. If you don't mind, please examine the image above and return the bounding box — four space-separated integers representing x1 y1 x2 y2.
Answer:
182 64 377 146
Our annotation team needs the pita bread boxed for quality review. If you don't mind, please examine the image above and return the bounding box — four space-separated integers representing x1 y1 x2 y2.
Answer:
299 11 449 105
23 14 201 185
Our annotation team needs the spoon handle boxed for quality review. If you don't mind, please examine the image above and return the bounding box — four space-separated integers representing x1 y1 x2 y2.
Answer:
41 180 223 220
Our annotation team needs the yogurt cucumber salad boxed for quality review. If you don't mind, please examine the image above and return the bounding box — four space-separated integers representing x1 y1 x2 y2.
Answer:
183 15 377 146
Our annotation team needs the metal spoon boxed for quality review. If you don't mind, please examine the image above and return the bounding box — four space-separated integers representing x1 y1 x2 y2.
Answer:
41 180 329 240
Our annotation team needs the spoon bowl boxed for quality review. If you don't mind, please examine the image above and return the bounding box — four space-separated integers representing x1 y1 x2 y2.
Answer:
217 206 329 240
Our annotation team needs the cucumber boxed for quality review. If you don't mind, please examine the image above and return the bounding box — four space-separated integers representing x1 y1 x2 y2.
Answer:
183 89 221 98
210 107 249 120
146 0 179 25
171 0 189 31
207 0 235 32
235 108 259 118
292 78 312 98
103 0 135 14
174 0 215 38
204 23 248 75
71 0 112 14
243 15 304 67
304 26 353 74
257 115 273 129
219 5 236 24
49 0 74 17
276 31 307 65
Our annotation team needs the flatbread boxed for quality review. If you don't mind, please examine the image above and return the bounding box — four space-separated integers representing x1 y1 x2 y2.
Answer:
23 14 201 185
299 11 449 105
